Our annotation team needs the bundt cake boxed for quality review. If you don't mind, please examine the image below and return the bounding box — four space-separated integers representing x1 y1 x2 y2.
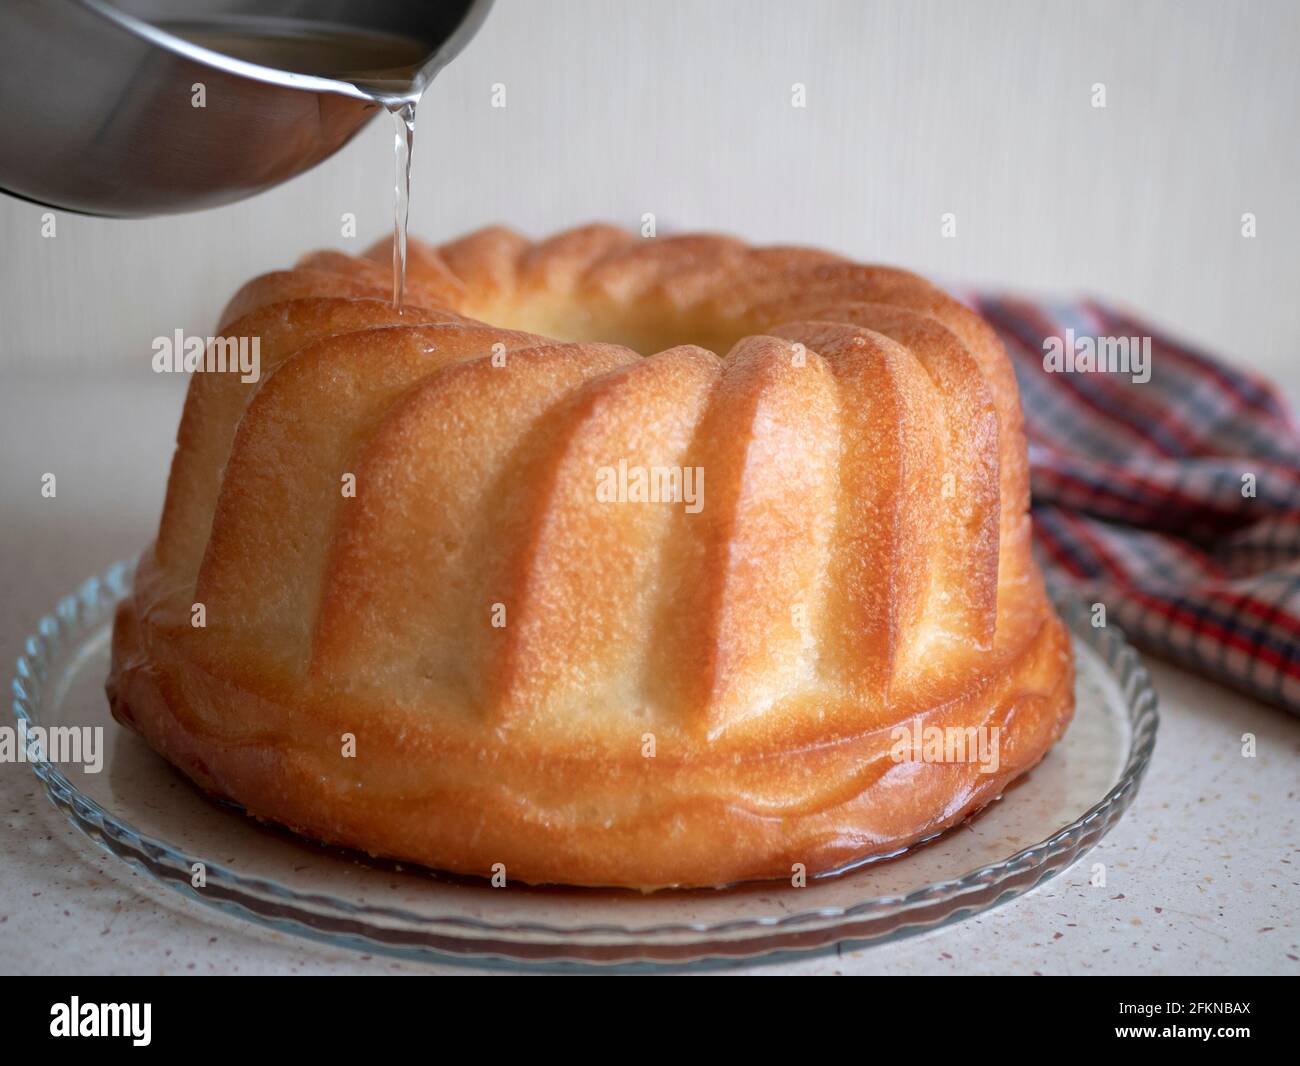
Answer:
108 223 1074 889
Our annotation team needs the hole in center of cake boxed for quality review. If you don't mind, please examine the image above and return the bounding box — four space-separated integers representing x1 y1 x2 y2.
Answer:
475 299 761 359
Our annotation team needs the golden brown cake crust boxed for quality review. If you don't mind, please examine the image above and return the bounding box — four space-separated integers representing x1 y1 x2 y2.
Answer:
108 224 1075 889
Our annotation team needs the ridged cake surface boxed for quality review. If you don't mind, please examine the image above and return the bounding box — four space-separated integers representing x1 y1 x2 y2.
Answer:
108 224 1074 889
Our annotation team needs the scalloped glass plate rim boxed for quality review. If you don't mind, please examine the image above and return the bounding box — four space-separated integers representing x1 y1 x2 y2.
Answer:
12 559 1158 946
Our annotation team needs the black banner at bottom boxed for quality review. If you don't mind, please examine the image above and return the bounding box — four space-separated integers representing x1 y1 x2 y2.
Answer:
1 975 1283 1051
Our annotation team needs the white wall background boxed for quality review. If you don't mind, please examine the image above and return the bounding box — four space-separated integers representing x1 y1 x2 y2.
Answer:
2 0 1297 405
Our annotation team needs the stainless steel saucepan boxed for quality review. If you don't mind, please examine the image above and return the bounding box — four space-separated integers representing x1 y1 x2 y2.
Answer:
0 0 493 217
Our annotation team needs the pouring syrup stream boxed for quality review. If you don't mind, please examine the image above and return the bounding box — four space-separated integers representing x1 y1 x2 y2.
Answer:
388 102 417 311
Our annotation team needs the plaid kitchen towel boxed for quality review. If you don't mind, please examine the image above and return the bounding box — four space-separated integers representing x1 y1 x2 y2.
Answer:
967 293 1300 715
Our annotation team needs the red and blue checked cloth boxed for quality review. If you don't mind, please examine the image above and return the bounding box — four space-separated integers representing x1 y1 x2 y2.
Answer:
964 293 1300 715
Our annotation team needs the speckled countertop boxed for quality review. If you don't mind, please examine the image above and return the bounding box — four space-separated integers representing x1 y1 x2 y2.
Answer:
2 374 1297 975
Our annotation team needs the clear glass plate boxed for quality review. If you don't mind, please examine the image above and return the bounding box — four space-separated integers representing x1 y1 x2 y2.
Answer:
12 562 1157 970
